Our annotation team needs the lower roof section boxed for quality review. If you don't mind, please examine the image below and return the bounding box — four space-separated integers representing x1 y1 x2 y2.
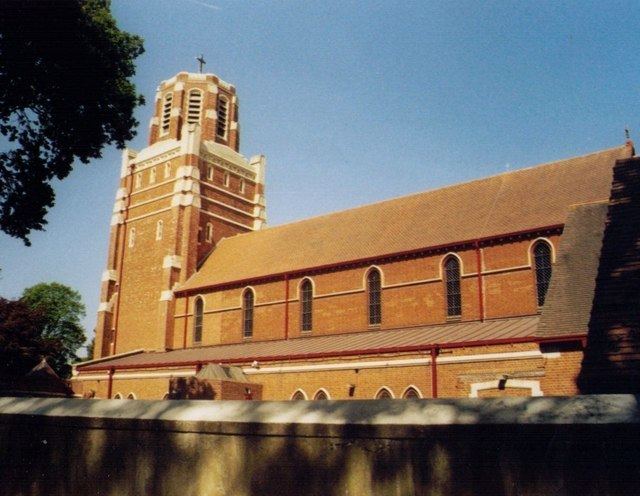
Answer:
78 315 549 372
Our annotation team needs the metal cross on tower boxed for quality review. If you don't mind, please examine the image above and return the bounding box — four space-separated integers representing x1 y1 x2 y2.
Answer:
196 54 206 73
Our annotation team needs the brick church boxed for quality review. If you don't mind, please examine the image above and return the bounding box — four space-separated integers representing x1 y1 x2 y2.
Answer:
72 70 639 400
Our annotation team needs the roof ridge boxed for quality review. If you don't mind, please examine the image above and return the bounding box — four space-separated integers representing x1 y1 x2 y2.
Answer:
221 144 628 241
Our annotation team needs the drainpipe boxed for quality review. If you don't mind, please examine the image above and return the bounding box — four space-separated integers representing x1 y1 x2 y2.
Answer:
430 347 439 398
284 273 290 339
475 241 485 322
107 367 115 399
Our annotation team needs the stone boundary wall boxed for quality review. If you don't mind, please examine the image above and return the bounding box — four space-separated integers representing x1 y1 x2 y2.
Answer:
1 395 639 495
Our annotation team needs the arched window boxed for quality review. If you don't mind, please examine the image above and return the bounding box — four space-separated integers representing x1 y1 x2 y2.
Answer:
128 228 136 248
164 162 172 178
216 95 229 138
156 220 163 241
403 387 421 399
243 288 254 338
444 256 461 317
127 393 136 400
375 387 394 399
193 297 204 343
367 268 382 326
300 278 313 332
187 89 203 124
149 167 156 184
113 393 123 399
291 390 307 401
533 241 553 306
313 389 329 400
205 223 213 243
161 92 173 134
239 179 245 194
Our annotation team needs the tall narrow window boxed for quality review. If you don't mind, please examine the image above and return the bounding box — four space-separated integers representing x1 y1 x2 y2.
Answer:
205 223 213 243
444 256 462 317
207 165 214 181
135 173 142 189
223 172 230 187
243 288 254 338
156 220 163 241
300 278 313 332
164 162 171 178
216 95 229 138
128 228 136 248
149 168 156 184
533 241 553 307
187 89 203 124
367 268 382 326
161 93 173 134
239 178 245 194
193 297 204 343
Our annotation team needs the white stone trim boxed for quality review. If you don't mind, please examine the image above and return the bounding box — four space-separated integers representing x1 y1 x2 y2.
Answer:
174 82 184 91
200 180 256 204
160 290 173 302
171 194 201 208
162 255 182 269
97 302 112 313
469 379 543 398
110 213 124 226
199 209 252 230
101 270 117 282
207 84 218 94
170 107 181 117
176 165 201 180
126 207 173 223
115 188 128 200
205 109 217 119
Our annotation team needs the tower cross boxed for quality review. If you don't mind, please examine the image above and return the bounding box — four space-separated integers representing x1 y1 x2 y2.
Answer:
196 54 206 73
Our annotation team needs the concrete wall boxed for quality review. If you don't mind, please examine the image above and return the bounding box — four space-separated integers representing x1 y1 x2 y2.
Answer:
1 395 639 495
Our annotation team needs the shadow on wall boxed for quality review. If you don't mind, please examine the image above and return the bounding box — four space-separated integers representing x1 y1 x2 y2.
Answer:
578 159 640 393
2 396 640 495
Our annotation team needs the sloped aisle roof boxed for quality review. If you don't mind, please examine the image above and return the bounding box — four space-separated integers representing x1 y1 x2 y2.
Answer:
79 316 540 372
180 145 631 291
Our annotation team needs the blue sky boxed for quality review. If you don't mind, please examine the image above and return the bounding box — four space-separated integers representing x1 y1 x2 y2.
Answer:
1 0 639 351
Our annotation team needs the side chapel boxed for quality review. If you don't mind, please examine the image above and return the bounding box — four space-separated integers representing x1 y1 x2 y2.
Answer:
72 70 639 400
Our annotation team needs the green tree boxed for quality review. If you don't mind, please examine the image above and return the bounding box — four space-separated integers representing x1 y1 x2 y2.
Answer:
0 0 144 244
21 282 86 378
0 297 62 378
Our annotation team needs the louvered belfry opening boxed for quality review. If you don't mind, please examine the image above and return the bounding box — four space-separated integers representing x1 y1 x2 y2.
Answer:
187 89 203 124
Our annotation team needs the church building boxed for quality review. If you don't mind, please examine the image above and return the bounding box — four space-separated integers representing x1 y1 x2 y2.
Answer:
72 70 639 400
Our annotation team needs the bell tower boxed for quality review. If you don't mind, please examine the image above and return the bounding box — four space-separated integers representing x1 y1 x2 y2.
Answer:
94 71 267 358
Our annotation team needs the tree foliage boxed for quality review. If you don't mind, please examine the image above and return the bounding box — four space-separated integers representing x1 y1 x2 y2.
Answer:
21 282 86 378
0 297 62 378
0 0 144 244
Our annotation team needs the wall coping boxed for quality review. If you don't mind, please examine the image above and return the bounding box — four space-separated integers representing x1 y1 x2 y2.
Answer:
0 395 638 438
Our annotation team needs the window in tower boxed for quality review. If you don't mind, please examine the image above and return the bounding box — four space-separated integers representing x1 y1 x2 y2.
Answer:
313 389 330 400
223 172 230 187
156 220 163 241
444 255 462 317
239 178 245 194
164 162 172 179
193 297 204 344
187 89 203 124
402 386 421 399
533 240 553 307
135 173 142 189
216 95 229 138
367 267 382 326
375 387 394 399
242 288 254 338
205 222 213 243
291 390 307 401
161 92 173 135
149 168 156 184
300 278 313 332
207 165 214 181
128 228 136 248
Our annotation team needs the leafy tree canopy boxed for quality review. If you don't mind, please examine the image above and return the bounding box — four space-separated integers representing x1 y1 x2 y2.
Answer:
0 297 62 378
0 0 144 244
21 282 86 378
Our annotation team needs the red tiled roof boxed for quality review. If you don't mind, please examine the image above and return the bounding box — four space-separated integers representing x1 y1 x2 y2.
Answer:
78 316 540 371
179 145 632 292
